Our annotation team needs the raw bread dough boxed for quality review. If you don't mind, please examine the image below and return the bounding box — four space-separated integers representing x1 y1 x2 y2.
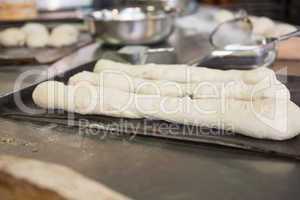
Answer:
268 23 297 38
214 9 235 23
32 81 300 140
250 16 296 38
146 96 300 140
69 71 290 101
0 155 130 200
69 71 187 97
22 23 49 48
250 16 276 37
0 28 26 47
33 81 142 118
48 24 79 47
94 59 277 85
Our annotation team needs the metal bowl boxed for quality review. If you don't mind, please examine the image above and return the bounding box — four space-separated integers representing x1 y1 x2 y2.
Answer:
85 6 175 45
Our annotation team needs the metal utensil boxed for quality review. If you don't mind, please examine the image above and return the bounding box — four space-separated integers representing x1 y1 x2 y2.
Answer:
264 29 300 47
205 10 300 70
209 13 255 49
198 48 276 70
85 5 175 45
203 13 298 69
202 30 300 70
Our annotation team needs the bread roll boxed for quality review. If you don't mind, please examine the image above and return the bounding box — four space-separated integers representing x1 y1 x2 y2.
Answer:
0 28 26 47
48 24 79 47
22 23 49 48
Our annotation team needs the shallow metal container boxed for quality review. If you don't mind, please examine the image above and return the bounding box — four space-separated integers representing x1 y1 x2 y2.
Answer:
85 6 175 45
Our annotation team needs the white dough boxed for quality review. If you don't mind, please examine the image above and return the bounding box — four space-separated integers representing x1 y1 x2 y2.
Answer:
48 24 79 47
0 28 26 47
69 71 290 101
214 9 235 23
268 23 297 38
0 155 130 200
22 23 47 34
33 81 300 140
94 59 277 85
33 81 142 118
69 71 187 97
22 23 49 48
250 16 276 37
245 16 297 39
147 96 300 141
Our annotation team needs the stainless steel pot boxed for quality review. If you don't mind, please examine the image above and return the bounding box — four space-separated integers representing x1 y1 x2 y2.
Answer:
85 5 175 45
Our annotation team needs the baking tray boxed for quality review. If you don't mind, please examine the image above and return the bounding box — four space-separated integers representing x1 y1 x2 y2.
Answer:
0 32 93 65
0 10 86 25
1 61 300 161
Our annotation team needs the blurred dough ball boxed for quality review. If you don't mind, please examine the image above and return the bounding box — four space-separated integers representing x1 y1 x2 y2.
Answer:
250 16 275 36
48 24 79 47
214 9 235 23
22 23 50 48
268 23 297 38
0 28 26 47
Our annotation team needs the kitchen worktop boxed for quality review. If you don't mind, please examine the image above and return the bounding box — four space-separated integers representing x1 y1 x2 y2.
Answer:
0 117 300 200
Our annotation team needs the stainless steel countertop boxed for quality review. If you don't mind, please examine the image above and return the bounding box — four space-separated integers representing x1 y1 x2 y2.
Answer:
1 118 300 200
1 10 300 199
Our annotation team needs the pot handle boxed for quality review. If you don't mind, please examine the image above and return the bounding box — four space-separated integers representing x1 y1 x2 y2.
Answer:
278 29 300 42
